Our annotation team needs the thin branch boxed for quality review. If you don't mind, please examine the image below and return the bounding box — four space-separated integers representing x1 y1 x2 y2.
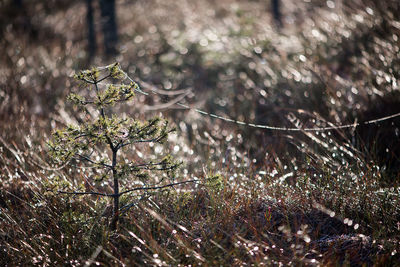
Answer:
27 154 71 171
81 77 95 84
132 165 179 171
73 132 94 140
118 179 200 196
57 190 115 197
76 154 112 169
119 136 162 149
97 74 112 83
133 120 158 138
130 161 173 168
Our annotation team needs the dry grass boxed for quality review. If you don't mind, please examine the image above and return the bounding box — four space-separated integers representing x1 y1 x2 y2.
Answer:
1 0 400 265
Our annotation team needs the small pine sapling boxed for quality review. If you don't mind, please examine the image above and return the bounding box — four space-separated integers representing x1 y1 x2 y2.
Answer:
48 63 182 230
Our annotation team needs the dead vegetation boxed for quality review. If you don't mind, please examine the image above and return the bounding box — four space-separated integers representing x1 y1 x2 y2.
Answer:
1 0 400 265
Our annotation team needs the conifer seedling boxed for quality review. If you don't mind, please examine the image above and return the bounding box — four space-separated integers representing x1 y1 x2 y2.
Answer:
48 63 181 230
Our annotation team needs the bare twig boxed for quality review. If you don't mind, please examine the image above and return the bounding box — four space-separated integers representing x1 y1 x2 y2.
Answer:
57 179 200 198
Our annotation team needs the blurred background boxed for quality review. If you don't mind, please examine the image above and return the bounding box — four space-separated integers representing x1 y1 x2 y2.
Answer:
1 0 400 181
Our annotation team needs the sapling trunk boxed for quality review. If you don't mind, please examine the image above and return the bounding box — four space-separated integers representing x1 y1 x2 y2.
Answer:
111 150 119 230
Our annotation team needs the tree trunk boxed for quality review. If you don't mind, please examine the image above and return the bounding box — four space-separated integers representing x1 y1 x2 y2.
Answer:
86 0 96 58
99 0 118 56
271 0 282 28
13 0 23 7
